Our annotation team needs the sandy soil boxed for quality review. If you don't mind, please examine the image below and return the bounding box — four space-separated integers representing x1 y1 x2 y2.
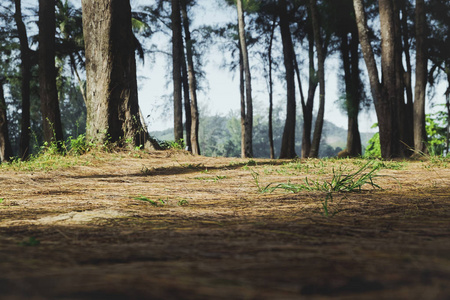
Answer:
0 150 449 299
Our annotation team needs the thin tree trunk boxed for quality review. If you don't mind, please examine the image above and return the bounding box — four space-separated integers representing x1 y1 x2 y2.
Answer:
446 71 450 155
413 0 428 154
309 0 326 158
172 0 184 143
292 37 307 157
301 36 317 158
401 3 414 149
341 30 362 156
267 17 276 159
239 46 246 158
393 1 413 155
39 0 64 146
181 0 200 155
181 43 192 151
279 0 297 159
14 0 32 159
349 30 362 156
237 0 253 158
81 0 159 149
0 81 13 163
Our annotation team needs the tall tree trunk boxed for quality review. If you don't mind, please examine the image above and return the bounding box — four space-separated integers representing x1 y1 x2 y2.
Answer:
393 1 413 155
293 52 306 157
400 2 414 151
349 30 362 156
14 0 32 159
172 0 184 143
181 0 200 155
301 36 317 158
237 0 253 158
239 46 246 158
181 44 192 151
39 0 64 146
0 81 13 163
379 0 402 157
353 0 401 158
81 0 159 149
413 0 428 154
341 30 362 156
267 17 276 159
309 0 326 158
279 0 297 159
446 72 450 155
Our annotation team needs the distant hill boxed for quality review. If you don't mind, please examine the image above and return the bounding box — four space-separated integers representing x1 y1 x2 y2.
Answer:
150 117 375 158
321 121 373 150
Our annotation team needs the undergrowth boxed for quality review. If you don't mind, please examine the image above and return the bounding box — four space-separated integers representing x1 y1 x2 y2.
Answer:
254 161 383 194
0 134 151 172
252 161 391 218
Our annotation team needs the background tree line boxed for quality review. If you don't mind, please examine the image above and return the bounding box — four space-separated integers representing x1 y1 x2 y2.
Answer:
0 0 448 164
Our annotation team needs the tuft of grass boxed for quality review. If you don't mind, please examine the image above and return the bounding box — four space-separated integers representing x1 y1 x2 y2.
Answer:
157 139 186 150
2 154 88 172
260 161 383 194
253 161 392 218
251 170 267 193
133 196 166 206
317 193 344 218
0 134 99 172
68 134 94 156
177 199 189 206
242 159 258 170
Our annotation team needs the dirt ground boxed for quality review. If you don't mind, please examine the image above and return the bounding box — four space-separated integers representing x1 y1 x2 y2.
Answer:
0 150 449 299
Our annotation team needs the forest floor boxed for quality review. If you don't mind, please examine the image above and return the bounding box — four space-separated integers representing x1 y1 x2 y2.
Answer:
0 150 449 299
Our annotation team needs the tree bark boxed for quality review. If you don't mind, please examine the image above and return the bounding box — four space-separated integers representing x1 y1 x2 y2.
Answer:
181 0 201 155
400 2 414 153
446 72 450 155
413 0 428 154
341 30 362 156
279 0 297 159
237 0 253 158
181 43 192 151
380 0 403 157
14 0 32 159
393 1 413 155
349 29 362 156
353 0 401 158
300 36 317 158
81 0 159 149
309 0 326 158
239 46 246 158
0 81 13 163
293 53 305 157
172 0 184 143
267 17 276 159
39 0 64 146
